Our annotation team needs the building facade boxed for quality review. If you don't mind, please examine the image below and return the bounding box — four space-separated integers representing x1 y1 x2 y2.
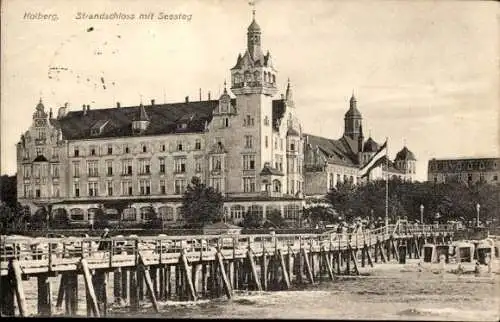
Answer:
427 157 500 184
16 12 415 225
302 95 417 196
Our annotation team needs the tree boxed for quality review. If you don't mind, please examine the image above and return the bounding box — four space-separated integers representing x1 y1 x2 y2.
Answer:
0 175 17 208
180 176 224 227
93 208 108 229
266 209 286 228
242 210 262 228
31 207 49 230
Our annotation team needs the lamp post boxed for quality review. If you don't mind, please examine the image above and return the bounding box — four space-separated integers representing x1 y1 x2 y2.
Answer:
476 203 480 228
420 204 424 232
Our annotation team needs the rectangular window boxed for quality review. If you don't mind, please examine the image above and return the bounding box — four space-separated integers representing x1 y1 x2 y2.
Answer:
212 156 222 171
73 162 80 177
243 155 255 170
175 179 186 194
243 177 256 192
195 158 202 173
161 144 166 152
336 174 341 185
51 164 59 178
107 145 113 155
122 159 132 175
121 181 133 196
36 147 44 156
265 136 268 148
107 181 113 196
87 160 99 177
280 139 283 151
23 184 30 197
124 145 130 154
329 173 334 189
88 182 98 196
290 142 295 151
274 138 278 149
290 179 295 195
245 135 253 148
52 147 59 160
90 146 97 156
177 142 183 151
138 159 151 174
175 158 186 173
33 164 40 178
160 180 166 194
23 166 31 178
74 147 79 157
35 188 41 198
159 158 166 173
106 160 113 176
74 183 80 197
139 180 151 195
195 139 201 150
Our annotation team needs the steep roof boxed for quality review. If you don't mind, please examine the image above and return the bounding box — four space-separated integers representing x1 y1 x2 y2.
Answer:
33 155 48 162
395 146 416 161
52 100 228 140
304 133 358 167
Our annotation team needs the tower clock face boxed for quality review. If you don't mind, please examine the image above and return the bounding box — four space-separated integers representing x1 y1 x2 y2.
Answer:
35 119 46 127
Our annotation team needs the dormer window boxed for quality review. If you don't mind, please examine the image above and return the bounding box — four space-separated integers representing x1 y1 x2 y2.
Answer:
177 143 183 151
90 120 109 136
142 145 147 153
74 147 79 157
479 162 485 169
177 123 187 130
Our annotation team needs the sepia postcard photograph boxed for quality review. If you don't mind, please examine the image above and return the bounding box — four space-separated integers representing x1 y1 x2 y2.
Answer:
0 0 499 320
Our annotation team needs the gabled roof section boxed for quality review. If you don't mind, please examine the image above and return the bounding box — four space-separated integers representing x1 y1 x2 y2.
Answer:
54 100 217 140
304 133 358 167
137 104 150 121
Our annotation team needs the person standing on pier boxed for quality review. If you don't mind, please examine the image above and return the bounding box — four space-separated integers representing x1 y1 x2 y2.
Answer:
98 227 111 251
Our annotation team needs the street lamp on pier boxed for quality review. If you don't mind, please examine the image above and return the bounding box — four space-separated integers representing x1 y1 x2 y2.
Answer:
420 204 424 232
476 203 480 228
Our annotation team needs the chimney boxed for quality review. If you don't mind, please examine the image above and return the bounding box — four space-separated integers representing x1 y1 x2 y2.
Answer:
208 91 211 101
116 102 121 108
151 99 155 106
199 88 202 101
185 96 189 103
87 104 90 111
82 104 87 115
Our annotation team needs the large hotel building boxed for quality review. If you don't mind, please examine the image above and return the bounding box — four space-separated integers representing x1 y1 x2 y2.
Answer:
17 12 416 226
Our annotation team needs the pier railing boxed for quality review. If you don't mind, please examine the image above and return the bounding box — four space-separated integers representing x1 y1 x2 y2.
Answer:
0 223 455 276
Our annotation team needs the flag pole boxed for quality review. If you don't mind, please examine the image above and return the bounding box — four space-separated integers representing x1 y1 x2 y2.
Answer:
385 137 389 235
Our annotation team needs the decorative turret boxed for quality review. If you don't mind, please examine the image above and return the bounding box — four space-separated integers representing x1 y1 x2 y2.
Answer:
230 9 277 96
132 102 150 134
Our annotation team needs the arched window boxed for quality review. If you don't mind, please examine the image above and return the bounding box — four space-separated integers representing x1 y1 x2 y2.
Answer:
52 208 68 223
263 72 268 83
273 179 281 192
69 208 84 221
140 206 156 221
122 207 137 221
231 205 245 219
158 206 174 221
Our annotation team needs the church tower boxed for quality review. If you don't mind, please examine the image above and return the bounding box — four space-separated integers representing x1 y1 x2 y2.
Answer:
344 93 362 140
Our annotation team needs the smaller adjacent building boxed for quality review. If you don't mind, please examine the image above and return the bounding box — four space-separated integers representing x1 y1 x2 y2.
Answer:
427 157 500 184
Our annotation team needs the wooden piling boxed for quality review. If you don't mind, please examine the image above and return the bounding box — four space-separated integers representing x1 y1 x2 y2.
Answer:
302 248 314 283
37 274 52 316
278 250 291 289
0 276 15 316
80 259 100 317
139 264 159 312
121 268 129 304
247 249 262 291
129 269 139 311
261 250 268 290
180 251 197 301
322 248 334 280
56 273 65 308
216 252 233 299
113 268 122 305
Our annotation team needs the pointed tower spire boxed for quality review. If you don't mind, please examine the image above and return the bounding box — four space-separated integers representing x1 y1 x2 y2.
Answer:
286 78 294 107
138 102 149 121
223 79 228 94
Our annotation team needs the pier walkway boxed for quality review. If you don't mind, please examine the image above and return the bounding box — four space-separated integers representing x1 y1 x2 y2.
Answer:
0 222 456 317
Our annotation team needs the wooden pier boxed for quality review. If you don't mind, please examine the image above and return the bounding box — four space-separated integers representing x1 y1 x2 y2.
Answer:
0 223 455 317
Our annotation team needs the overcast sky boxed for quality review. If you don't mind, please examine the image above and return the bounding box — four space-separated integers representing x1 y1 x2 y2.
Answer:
1 0 498 181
